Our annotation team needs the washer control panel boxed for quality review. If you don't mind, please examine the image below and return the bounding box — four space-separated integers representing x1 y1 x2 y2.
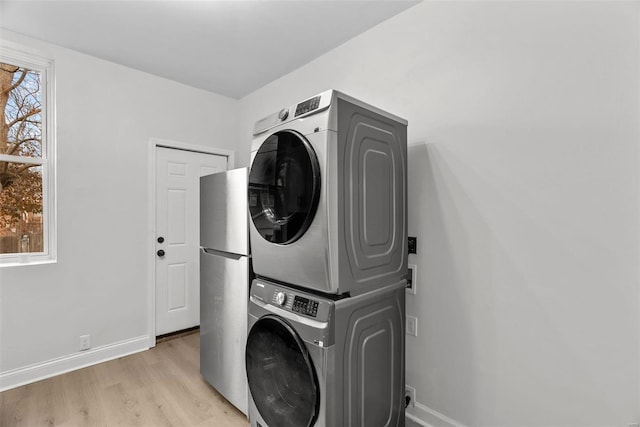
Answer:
255 279 331 321
292 295 319 317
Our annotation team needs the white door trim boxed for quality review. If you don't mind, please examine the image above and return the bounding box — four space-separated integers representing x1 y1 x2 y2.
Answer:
147 137 236 348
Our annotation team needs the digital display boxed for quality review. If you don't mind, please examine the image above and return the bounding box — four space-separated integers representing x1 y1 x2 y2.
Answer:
292 295 319 317
294 96 321 117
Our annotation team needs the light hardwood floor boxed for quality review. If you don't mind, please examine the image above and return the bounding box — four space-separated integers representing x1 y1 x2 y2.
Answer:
0 332 249 426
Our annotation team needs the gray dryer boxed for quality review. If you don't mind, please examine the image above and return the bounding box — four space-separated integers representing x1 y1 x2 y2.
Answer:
248 90 408 296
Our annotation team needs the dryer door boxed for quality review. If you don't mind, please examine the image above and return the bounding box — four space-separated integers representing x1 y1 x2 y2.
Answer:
248 130 321 244
245 315 319 427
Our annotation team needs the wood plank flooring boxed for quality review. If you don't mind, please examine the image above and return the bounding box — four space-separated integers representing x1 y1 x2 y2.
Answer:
0 332 249 427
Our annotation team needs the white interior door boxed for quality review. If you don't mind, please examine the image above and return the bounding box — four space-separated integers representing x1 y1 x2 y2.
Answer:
155 146 228 336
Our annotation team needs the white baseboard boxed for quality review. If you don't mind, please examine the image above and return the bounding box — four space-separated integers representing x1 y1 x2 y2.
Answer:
0 335 150 392
407 402 466 427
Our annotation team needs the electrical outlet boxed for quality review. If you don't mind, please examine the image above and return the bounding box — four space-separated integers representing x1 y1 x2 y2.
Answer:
408 237 417 254
80 334 91 351
406 316 418 337
405 385 416 408
406 264 417 295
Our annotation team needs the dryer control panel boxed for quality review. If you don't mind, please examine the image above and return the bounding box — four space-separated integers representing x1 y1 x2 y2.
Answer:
294 96 321 117
252 90 333 136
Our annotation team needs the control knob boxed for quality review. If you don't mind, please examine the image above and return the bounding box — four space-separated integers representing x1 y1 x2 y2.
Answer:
275 291 287 306
278 108 289 121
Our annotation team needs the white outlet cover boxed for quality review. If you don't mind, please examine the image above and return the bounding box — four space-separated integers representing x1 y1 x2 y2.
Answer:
406 264 417 295
80 334 91 350
405 385 416 407
406 315 418 337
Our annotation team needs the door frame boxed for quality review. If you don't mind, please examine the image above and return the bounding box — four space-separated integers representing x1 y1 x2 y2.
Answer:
147 137 236 348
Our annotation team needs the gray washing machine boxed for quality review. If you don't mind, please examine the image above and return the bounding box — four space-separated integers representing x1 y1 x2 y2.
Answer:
245 278 406 427
248 90 407 296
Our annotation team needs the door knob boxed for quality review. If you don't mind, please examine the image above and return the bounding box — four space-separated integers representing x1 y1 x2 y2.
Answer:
157 249 165 257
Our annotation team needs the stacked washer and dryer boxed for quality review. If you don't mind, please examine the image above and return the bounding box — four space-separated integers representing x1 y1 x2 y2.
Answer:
245 90 408 427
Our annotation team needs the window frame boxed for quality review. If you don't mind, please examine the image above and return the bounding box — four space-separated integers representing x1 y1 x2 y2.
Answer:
0 42 56 266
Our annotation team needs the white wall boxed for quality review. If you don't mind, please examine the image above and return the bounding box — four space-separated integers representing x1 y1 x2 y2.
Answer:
0 30 240 386
239 2 640 426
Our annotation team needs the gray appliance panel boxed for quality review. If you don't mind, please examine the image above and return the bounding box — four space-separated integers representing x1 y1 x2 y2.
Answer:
200 167 249 255
334 280 406 427
335 97 408 294
200 249 249 415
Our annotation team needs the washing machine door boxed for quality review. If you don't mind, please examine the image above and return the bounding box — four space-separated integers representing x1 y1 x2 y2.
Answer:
246 315 319 427
248 130 321 244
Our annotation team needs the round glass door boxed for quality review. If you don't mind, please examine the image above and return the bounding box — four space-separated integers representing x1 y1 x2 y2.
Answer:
245 315 319 427
248 130 321 244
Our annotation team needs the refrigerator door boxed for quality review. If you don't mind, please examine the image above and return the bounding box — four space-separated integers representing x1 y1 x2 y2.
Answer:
200 248 249 415
200 167 249 256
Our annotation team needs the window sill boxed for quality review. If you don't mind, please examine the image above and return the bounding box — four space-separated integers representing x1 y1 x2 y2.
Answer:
0 258 57 268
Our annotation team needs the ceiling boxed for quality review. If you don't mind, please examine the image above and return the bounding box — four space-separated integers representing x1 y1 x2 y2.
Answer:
0 0 419 99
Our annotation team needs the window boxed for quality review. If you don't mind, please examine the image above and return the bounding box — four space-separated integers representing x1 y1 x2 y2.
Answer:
0 43 55 265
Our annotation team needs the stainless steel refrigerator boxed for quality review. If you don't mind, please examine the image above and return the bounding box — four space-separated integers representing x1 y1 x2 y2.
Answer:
200 167 250 415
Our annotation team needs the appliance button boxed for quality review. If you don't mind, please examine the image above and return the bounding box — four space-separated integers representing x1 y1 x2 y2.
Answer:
278 108 289 121
275 291 287 306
